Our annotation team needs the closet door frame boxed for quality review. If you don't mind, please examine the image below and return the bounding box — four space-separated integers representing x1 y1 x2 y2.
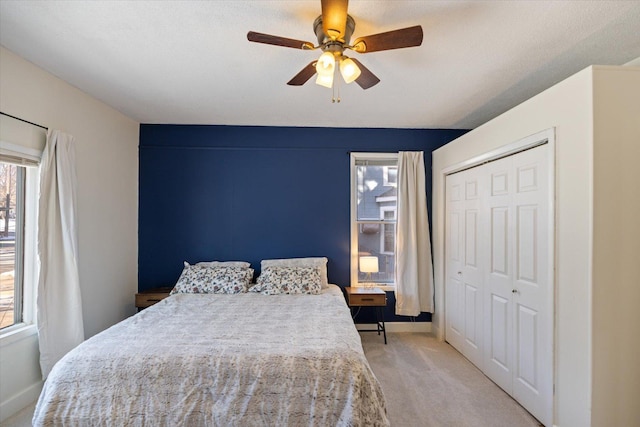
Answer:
442 128 556 426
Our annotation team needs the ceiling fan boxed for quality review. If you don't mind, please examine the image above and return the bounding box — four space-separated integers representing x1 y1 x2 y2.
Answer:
247 0 423 92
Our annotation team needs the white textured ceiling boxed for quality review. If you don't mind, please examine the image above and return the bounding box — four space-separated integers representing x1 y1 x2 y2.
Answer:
1 1 639 129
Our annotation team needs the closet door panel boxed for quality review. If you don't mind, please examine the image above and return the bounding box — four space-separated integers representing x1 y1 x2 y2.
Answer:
445 174 465 350
510 145 552 427
445 168 485 367
447 211 463 339
484 157 515 393
461 171 484 366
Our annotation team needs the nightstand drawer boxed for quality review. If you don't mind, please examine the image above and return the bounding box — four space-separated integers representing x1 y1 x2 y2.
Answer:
345 287 387 307
348 293 386 306
135 287 172 309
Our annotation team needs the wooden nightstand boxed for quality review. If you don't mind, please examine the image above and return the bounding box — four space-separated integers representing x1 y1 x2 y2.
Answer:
135 287 172 311
345 287 387 344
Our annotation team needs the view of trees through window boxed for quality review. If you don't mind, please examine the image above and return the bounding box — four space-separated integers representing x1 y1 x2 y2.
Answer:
0 162 21 329
356 163 397 285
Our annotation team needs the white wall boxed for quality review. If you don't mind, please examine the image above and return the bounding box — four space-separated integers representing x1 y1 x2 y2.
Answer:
590 68 640 427
432 66 640 426
0 46 139 420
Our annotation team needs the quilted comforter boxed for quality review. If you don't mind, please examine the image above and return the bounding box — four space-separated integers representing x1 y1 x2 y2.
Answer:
33 285 389 426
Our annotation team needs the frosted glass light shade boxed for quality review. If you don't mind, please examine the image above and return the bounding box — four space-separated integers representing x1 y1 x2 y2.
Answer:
359 256 379 273
315 52 335 76
315 73 334 88
340 58 361 84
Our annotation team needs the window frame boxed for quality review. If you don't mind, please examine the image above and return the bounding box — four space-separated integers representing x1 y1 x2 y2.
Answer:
0 144 40 339
379 206 396 255
350 152 398 290
383 166 397 187
8 165 25 327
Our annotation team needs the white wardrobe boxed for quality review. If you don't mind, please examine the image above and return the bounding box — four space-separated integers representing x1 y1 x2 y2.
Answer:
433 66 640 427
445 141 553 426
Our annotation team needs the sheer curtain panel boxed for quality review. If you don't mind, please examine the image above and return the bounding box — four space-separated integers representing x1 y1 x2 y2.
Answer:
395 151 434 316
37 130 84 378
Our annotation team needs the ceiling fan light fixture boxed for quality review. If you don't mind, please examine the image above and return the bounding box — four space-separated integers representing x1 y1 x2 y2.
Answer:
339 57 361 84
315 72 334 88
315 51 335 76
247 1 423 93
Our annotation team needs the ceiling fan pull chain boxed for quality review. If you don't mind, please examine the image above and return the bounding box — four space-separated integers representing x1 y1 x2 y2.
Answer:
332 79 336 103
333 73 341 103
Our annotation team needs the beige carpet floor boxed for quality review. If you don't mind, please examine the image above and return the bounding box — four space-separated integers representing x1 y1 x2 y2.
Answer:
360 332 543 427
2 333 543 427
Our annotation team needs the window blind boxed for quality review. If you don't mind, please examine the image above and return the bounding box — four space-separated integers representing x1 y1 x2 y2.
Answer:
353 155 398 167
0 114 45 166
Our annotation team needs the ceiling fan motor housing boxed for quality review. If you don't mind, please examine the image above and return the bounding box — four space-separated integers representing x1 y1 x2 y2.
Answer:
314 14 355 54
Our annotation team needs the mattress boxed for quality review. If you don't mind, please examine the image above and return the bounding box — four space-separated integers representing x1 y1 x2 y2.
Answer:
33 285 389 426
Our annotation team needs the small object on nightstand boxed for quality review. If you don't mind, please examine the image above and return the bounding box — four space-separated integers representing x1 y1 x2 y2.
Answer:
345 286 387 344
135 287 172 311
359 256 379 289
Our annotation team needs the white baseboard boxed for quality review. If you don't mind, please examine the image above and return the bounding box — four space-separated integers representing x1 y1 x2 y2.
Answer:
356 322 431 333
0 380 42 422
431 324 442 340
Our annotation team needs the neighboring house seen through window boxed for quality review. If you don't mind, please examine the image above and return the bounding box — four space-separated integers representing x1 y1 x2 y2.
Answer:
350 153 398 289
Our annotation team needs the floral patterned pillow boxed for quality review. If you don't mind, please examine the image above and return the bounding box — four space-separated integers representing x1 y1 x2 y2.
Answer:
251 266 322 295
170 264 254 295
261 257 329 288
196 261 251 268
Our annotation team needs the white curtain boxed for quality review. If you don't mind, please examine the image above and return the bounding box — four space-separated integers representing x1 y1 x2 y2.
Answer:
37 130 84 378
395 151 434 316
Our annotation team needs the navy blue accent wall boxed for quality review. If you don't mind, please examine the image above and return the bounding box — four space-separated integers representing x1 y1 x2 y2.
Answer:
139 125 467 323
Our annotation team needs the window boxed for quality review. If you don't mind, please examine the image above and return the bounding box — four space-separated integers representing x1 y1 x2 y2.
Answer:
0 162 24 329
0 153 39 333
350 153 398 288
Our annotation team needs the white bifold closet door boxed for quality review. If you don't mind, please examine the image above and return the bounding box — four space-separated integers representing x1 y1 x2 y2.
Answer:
445 144 552 426
445 163 484 367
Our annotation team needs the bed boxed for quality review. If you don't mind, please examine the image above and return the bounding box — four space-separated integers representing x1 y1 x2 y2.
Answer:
32 280 389 426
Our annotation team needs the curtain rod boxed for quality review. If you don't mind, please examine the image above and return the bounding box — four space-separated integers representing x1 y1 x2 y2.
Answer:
0 111 48 131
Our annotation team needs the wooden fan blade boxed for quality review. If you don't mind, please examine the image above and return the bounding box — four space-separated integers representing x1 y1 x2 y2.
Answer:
247 31 314 50
351 25 423 53
287 61 318 86
350 58 380 90
321 0 349 41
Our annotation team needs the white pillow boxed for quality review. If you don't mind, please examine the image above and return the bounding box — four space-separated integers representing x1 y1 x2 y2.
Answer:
260 257 328 288
195 261 251 268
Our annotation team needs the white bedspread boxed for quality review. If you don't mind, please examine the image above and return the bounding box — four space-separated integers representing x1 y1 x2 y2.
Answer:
33 285 389 426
